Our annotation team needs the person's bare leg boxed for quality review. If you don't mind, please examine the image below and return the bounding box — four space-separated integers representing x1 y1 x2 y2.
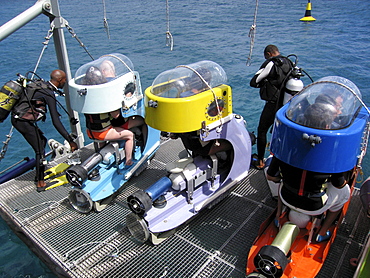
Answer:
273 195 283 227
277 195 283 218
124 137 134 166
105 127 134 165
317 209 341 237
127 116 147 146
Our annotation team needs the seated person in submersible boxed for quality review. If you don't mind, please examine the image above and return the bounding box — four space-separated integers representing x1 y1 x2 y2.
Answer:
82 66 144 166
179 67 212 98
100 60 116 82
266 102 351 243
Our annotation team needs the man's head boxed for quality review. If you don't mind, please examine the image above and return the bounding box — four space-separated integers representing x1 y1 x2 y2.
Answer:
264 45 280 59
315 92 344 117
83 66 107 85
303 102 337 129
50 69 67 89
100 60 116 78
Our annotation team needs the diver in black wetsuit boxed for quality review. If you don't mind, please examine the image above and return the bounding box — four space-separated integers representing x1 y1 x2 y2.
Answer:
11 70 78 192
250 45 293 169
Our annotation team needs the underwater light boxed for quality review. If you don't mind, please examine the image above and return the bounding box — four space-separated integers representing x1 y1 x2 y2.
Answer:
126 213 150 242
68 188 93 213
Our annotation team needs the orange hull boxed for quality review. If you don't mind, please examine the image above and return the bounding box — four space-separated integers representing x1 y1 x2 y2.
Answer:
246 173 356 278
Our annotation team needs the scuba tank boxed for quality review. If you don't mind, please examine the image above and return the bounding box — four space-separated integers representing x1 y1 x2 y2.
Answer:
0 80 24 122
283 75 304 104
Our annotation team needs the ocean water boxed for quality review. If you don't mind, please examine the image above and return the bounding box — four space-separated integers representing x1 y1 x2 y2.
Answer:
0 0 369 276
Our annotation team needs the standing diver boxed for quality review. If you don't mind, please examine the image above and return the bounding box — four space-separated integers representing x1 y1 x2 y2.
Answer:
11 70 78 192
250 45 293 169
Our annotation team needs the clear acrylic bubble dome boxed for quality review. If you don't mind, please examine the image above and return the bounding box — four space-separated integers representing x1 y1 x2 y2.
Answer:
286 76 363 129
73 53 134 85
150 60 227 98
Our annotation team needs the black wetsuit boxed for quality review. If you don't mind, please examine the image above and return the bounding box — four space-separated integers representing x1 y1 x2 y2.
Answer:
250 55 292 162
11 81 73 183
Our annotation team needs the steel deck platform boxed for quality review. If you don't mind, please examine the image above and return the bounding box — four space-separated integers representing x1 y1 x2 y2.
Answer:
0 138 369 278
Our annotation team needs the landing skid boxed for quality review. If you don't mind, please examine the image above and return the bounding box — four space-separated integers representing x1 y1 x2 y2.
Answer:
93 196 114 212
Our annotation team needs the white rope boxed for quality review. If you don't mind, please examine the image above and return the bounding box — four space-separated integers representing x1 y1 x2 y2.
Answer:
64 241 119 259
102 0 110 39
14 201 60 213
166 0 174 51
246 0 259 66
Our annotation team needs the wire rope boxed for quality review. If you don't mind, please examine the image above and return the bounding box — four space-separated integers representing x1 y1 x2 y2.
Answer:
246 0 259 66
102 0 110 39
32 24 55 78
166 0 174 51
64 20 94 60
0 126 14 161
64 241 119 260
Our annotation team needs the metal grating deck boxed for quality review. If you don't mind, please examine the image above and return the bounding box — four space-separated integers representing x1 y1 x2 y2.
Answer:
0 138 369 278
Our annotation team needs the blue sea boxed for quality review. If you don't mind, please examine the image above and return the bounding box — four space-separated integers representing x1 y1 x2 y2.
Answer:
0 0 369 276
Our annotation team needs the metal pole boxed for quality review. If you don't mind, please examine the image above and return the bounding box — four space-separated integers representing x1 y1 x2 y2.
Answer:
0 0 47 42
0 0 85 148
49 0 84 147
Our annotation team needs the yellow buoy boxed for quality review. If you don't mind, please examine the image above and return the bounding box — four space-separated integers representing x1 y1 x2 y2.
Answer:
300 0 316 22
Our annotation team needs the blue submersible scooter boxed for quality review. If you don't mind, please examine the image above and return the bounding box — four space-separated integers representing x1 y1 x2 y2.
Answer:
125 60 253 244
66 53 160 213
246 76 370 278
